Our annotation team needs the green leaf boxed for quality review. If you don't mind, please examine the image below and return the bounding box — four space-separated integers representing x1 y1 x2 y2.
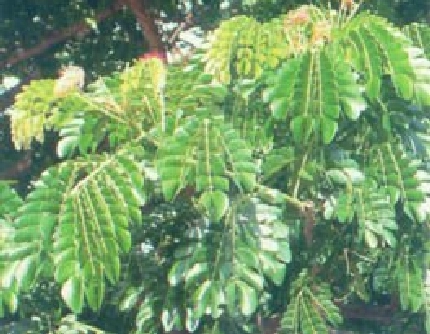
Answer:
291 115 314 143
264 57 302 119
8 79 58 150
210 281 224 319
61 276 84 313
4 291 18 314
346 27 382 101
14 255 38 290
199 190 229 222
281 276 341 334
364 230 378 249
0 182 23 218
104 253 120 284
236 281 257 316
236 263 264 290
157 118 256 216
368 143 428 221
326 169 348 185
351 15 415 100
185 262 208 285
168 260 187 286
186 307 200 332
135 296 157 333
321 117 337 144
259 252 286 285
86 279 105 311
236 247 259 269
119 287 142 311
161 306 180 332
57 118 85 158
1 150 142 312
225 280 237 314
269 98 289 119
277 241 292 263
194 279 213 318
396 254 424 312
262 147 295 179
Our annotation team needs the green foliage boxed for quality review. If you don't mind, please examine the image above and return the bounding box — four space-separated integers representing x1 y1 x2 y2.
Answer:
280 272 342 334
204 15 288 83
264 47 366 145
0 182 23 317
325 176 397 249
2 3 430 334
0 149 144 314
8 79 58 150
395 247 424 312
166 197 290 330
156 117 256 221
341 14 430 106
0 181 23 219
404 23 430 59
425 269 430 333
368 142 430 221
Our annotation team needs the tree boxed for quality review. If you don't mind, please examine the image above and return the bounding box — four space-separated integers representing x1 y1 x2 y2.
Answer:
1 1 430 334
0 0 293 190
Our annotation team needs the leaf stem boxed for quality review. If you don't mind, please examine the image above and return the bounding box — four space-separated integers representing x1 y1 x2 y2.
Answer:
293 149 309 198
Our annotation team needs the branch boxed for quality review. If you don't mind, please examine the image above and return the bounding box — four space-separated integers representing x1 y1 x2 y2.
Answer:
0 151 32 181
256 185 304 210
0 1 122 70
335 302 397 324
121 0 165 55
1 0 167 71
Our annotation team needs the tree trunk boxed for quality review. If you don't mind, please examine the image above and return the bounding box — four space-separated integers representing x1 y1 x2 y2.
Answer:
121 0 165 55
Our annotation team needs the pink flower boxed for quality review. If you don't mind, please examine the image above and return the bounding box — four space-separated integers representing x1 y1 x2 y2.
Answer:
139 51 167 63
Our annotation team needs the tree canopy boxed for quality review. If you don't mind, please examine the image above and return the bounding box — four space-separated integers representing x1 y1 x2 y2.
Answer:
1 1 430 334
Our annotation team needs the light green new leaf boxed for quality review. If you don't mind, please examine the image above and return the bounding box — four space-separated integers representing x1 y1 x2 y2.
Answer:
204 15 287 83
